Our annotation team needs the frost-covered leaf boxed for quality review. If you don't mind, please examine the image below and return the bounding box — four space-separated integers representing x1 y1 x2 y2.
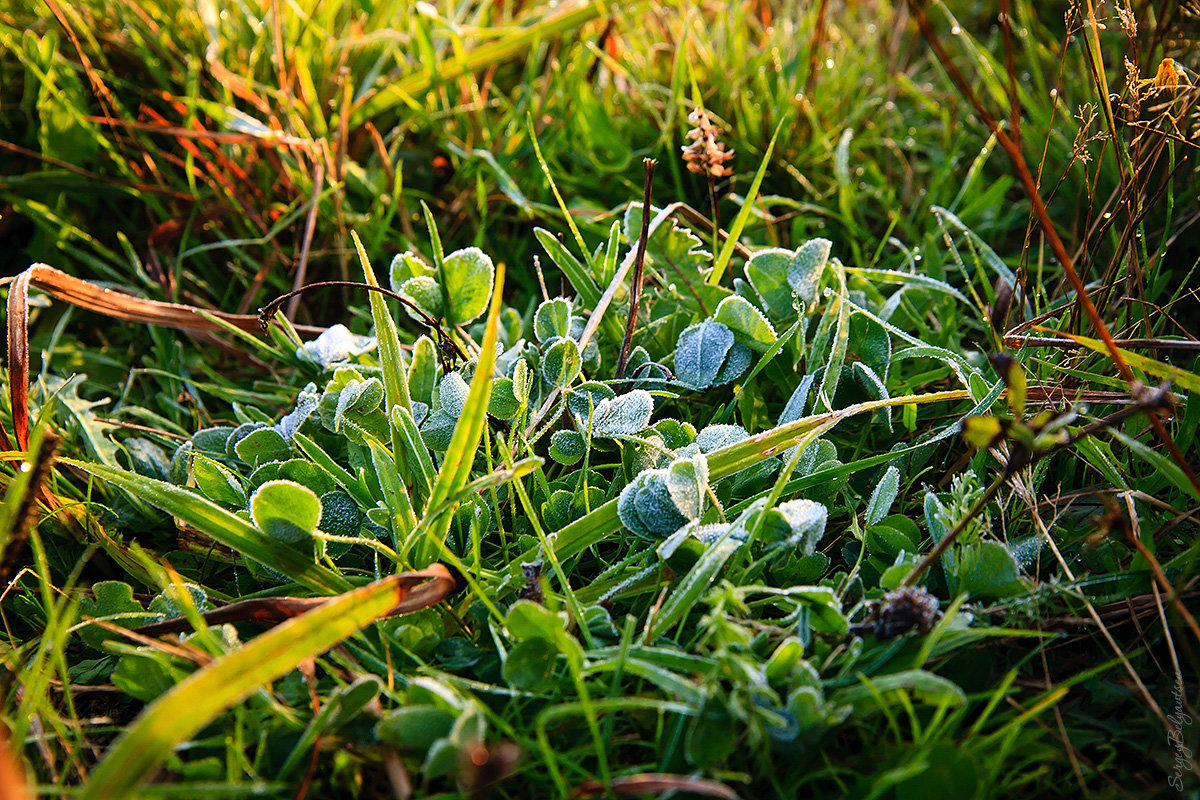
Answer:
488 378 521 420
674 321 735 390
250 480 321 544
318 491 364 538
334 378 385 433
712 342 752 386
541 337 582 388
695 424 748 453
744 249 797 319
441 247 494 325
590 390 654 437
276 382 320 442
865 466 900 526
665 453 708 520
122 438 170 481
617 469 690 539
788 238 832 307
437 372 470 418
192 426 235 456
148 583 208 619
420 408 458 451
779 375 816 426
398 275 444 321
714 295 776 351
191 455 245 507
234 427 291 468
388 251 432 288
278 459 335 497
296 324 377 368
567 383 616 427
534 298 573 343
549 430 586 465
43 375 120 467
761 499 828 555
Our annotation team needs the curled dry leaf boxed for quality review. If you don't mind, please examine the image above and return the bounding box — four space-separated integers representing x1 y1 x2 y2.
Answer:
132 564 456 637
1 263 325 449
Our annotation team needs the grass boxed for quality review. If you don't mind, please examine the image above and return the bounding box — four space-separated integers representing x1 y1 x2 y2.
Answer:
1 0 1198 797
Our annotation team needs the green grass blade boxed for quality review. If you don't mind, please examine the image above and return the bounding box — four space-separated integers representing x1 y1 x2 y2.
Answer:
352 230 413 416
355 2 608 123
706 116 787 287
63 459 351 595
79 577 412 799
417 263 506 563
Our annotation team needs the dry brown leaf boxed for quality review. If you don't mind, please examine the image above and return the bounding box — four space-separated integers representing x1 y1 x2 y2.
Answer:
131 564 457 637
1 263 323 449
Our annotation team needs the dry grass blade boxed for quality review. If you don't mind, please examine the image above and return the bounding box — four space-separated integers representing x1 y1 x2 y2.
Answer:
1 263 325 459
131 564 455 637
6 271 31 450
905 0 1200 499
0 264 322 335
569 773 740 799
0 727 32 800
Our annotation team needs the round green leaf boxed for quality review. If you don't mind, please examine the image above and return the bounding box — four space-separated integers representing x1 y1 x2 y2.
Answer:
502 637 559 692
376 705 456 754
441 247 494 325
541 337 581 388
250 480 321 543
713 295 776 351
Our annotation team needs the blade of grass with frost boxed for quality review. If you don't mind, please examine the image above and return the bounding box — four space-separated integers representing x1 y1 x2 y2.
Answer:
355 1 608 122
352 230 412 416
63 460 351 595
842 267 971 305
499 389 970 591
414 264 506 565
706 116 787 287
646 536 739 640
78 576 416 800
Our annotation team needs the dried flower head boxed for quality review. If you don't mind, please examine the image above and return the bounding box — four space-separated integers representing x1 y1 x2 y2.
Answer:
1151 58 1189 92
849 586 942 640
1115 2 1137 37
682 107 735 179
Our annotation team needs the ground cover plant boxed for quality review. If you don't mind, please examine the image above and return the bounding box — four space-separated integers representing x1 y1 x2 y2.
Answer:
0 0 1198 797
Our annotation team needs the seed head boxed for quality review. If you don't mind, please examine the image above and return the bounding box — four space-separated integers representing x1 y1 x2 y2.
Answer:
681 107 735 180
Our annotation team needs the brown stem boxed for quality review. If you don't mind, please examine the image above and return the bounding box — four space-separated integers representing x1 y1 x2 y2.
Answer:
259 280 466 366
615 159 657 381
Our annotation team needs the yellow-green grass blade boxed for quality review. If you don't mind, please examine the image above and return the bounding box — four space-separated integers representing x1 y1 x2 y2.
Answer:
417 263 506 563
79 576 415 799
355 2 609 123
1045 329 1200 394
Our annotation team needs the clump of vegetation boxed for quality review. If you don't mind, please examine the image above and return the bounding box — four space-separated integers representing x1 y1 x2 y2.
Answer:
0 1 1197 798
